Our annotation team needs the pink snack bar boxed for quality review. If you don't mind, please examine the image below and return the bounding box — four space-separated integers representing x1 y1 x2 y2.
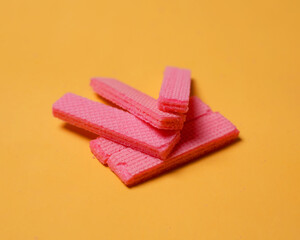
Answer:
91 97 211 165
53 93 181 159
90 98 239 187
90 78 186 130
158 66 191 114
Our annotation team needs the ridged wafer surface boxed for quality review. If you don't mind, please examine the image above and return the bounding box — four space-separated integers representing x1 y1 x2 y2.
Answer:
90 98 239 186
91 78 185 130
90 96 211 165
53 93 180 159
158 66 191 113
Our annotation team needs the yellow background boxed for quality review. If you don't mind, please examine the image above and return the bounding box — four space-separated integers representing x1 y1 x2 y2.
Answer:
1 0 299 239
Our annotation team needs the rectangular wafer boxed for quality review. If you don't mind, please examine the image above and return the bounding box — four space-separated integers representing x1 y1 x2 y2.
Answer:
90 98 239 186
91 96 211 165
53 93 180 159
90 78 186 130
158 66 191 113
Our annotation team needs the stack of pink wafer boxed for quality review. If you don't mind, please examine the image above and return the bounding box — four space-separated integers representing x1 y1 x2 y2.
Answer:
53 66 239 187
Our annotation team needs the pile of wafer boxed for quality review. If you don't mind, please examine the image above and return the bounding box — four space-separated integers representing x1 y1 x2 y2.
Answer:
52 67 239 187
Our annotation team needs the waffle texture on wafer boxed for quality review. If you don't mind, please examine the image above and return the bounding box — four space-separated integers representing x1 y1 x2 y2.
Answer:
53 93 180 159
90 78 186 130
158 66 191 114
90 97 239 186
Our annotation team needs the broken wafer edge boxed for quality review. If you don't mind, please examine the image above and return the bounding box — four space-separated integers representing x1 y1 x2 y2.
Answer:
90 97 239 187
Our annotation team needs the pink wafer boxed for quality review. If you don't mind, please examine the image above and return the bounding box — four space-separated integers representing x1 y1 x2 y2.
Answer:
90 138 126 165
90 78 186 130
185 96 211 122
91 96 211 166
90 99 239 187
53 93 180 159
158 66 191 114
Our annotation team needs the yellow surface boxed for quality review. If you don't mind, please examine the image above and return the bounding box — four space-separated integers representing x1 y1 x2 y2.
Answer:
1 0 299 239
